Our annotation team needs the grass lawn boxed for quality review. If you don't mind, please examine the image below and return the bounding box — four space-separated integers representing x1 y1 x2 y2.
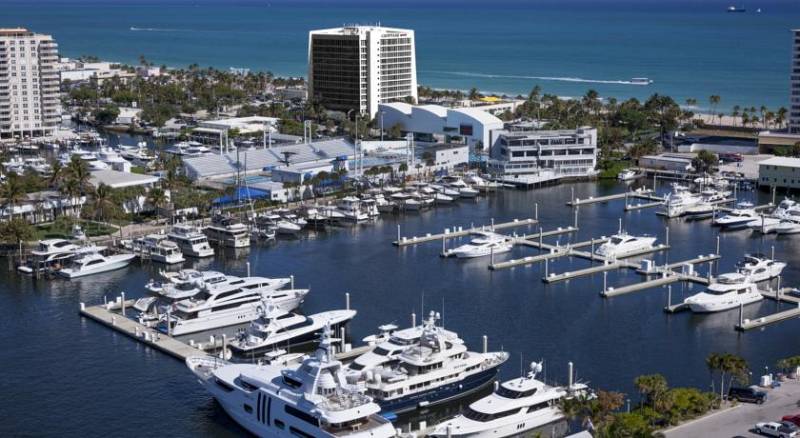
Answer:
34 220 118 240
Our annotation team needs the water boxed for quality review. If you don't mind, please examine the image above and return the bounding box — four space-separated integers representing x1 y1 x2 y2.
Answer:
4 180 800 436
4 0 800 110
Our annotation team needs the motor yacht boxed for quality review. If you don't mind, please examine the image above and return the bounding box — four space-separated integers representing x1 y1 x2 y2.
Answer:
336 197 369 222
126 234 185 264
774 220 800 235
747 199 799 233
118 142 155 166
594 233 657 258
346 322 436 382
374 195 395 213
735 254 786 282
229 302 356 356
204 215 251 248
185 326 396 438
430 362 591 438
447 231 513 258
434 193 455 204
160 280 307 336
684 273 763 313
359 311 509 414
657 184 703 218
168 224 215 258
617 169 640 181
166 141 211 157
57 251 136 279
713 204 759 229
17 239 105 274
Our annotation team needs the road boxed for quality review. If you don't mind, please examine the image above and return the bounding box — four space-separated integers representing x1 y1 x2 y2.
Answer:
662 380 800 438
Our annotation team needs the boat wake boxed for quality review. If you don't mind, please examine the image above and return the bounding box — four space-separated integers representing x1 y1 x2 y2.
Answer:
424 70 651 85
130 26 185 32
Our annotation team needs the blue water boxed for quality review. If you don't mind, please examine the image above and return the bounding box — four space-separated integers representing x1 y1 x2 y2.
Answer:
4 0 800 111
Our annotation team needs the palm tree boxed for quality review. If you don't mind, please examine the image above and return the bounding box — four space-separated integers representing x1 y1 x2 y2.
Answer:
732 105 740 127
708 95 721 125
760 106 768 129
49 160 64 189
147 187 167 217
0 173 27 220
91 183 117 223
776 107 788 129
65 155 91 194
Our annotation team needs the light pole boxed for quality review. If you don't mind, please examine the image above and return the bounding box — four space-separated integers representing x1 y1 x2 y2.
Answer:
380 110 385 143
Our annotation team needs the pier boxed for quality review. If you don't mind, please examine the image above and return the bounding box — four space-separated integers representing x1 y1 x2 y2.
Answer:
735 288 800 331
565 188 662 207
600 254 720 297
393 218 538 247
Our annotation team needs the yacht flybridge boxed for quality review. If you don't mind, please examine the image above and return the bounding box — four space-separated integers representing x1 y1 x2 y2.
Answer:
125 234 185 264
345 322 442 381
204 215 251 248
683 272 763 313
186 326 396 438
357 312 509 414
735 254 786 282
446 231 513 258
657 184 703 218
431 361 591 438
17 239 105 274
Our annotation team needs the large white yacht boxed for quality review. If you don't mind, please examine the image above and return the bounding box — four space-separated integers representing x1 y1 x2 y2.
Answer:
336 197 369 222
431 362 590 438
683 273 763 313
747 199 799 233
594 232 657 258
447 231 513 258
345 323 436 381
735 254 786 282
168 224 215 258
229 302 356 356
204 215 251 248
358 312 509 414
657 184 703 218
160 278 308 336
713 204 759 229
186 326 396 438
17 239 104 274
126 234 185 264
57 251 136 279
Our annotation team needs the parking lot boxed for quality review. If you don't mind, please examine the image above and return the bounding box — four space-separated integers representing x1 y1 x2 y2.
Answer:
662 380 800 437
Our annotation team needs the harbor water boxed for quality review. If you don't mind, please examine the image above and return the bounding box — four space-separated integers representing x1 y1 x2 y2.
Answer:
3 180 800 436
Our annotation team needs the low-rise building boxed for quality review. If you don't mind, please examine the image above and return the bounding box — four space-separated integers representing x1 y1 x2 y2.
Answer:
758 156 800 190
0 191 86 224
638 154 694 172
190 116 279 144
379 102 504 149
487 127 598 186
420 143 469 172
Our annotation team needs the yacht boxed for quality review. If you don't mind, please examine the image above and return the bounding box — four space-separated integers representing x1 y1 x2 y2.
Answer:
275 220 303 236
229 302 356 356
451 181 479 198
346 322 437 381
594 233 657 258
204 215 251 248
168 224 215 258
160 281 308 336
774 220 800 235
431 362 590 438
336 197 369 222
185 326 396 438
126 234 185 264
118 142 155 165
617 169 640 181
735 254 786 282
166 141 211 157
713 204 759 229
57 252 136 279
657 184 703 218
434 192 455 204
747 199 798 233
684 273 762 313
17 239 104 274
447 231 513 258
630 77 653 85
97 147 131 171
374 195 395 213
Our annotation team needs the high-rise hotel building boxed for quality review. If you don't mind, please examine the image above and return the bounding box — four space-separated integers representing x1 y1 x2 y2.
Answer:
791 29 800 134
0 28 60 140
308 26 417 118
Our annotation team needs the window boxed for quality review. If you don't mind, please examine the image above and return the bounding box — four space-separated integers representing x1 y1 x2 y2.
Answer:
274 420 285 429
243 404 253 414
285 405 319 426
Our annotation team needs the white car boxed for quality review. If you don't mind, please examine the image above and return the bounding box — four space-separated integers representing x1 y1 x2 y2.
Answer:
755 421 797 438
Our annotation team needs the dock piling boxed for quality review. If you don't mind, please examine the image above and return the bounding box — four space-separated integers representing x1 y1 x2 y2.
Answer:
120 292 126 317
571 187 575 204
397 224 401 243
482 335 488 354
491 218 495 231
716 236 720 256
539 227 543 248
412 312 416 327
535 203 539 221
246 262 251 277
739 302 744 327
603 271 608 292
574 207 579 228
667 285 672 307
490 246 495 266
345 292 350 310
665 226 670 247
291 275 295 289
771 245 775 261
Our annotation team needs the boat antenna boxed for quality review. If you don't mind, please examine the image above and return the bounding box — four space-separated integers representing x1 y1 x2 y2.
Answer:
519 353 524 378
441 296 445 329
420 291 424 323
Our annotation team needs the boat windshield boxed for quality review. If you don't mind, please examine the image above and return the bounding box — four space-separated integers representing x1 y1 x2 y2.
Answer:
610 237 625 245
496 386 538 399
462 406 520 422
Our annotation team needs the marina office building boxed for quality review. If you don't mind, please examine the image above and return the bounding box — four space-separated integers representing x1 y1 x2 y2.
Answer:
308 26 417 118
487 127 598 186
0 28 60 140
759 156 800 190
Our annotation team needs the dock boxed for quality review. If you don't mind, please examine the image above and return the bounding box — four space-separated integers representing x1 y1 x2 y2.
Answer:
393 218 538 246
600 253 720 298
735 288 800 331
565 189 662 207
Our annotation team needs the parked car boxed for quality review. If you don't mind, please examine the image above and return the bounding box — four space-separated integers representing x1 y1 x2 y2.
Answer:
728 386 767 404
783 415 800 428
755 421 797 437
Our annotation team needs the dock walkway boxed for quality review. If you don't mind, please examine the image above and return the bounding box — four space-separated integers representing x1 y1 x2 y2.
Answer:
393 218 538 246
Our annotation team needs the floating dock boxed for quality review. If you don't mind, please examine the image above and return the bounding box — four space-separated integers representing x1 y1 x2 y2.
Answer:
393 218 538 247
565 189 662 207
735 288 800 331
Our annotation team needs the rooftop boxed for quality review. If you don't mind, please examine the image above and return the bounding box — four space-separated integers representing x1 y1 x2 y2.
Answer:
89 170 160 189
759 156 800 168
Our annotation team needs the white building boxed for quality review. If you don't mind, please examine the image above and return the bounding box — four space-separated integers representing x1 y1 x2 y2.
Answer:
791 29 800 134
308 26 417 118
190 116 279 144
638 154 693 172
0 28 61 140
378 102 504 149
488 127 598 186
758 156 800 189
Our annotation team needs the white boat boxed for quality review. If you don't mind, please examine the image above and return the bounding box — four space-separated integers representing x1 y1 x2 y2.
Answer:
127 234 185 264
275 220 302 236
434 193 455 204
144 270 291 302
374 195 395 213
118 142 155 165
57 252 136 279
166 141 212 157
683 203 715 220
447 231 513 258
167 224 215 258
713 205 759 229
594 233 657 258
358 311 509 414
684 273 763 313
617 169 640 181
403 196 424 211
774 220 800 235
657 184 703 218
161 281 308 336
186 326 396 438
630 77 653 85
747 199 798 233
17 239 105 274
204 215 251 248
229 302 356 356
735 254 786 282
337 197 369 222
430 362 590 438
346 322 434 381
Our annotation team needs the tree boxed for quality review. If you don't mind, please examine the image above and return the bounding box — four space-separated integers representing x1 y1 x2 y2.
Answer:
388 123 403 139
0 218 35 248
708 95 721 125
92 104 120 125
65 155 91 194
634 374 669 409
693 150 717 173
90 183 118 222
0 173 27 219
706 352 749 400
468 87 480 101
147 187 168 216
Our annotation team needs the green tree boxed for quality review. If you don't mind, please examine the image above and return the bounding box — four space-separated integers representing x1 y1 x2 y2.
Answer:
90 183 118 222
92 104 120 125
0 173 27 219
0 217 35 247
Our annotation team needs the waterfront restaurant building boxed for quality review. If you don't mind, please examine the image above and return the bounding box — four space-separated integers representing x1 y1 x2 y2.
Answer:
0 28 61 140
308 26 417 118
487 127 598 186
758 156 800 190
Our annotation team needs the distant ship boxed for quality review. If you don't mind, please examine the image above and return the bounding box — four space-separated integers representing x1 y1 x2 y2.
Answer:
727 6 746 13
630 77 653 85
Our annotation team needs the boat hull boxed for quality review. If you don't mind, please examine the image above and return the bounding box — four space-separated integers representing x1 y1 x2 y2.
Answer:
687 294 763 313
56 255 135 279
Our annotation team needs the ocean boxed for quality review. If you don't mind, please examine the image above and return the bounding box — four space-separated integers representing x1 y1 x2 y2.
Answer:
3 0 800 112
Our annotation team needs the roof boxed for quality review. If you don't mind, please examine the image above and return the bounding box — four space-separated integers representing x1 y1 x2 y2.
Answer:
213 187 271 205
379 102 413 115
759 156 800 168
89 170 160 189
448 107 503 126
640 155 692 163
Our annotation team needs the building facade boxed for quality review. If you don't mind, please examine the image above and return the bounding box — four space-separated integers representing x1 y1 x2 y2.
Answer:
308 26 417 118
792 29 800 134
0 28 60 140
487 127 598 186
759 156 800 189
